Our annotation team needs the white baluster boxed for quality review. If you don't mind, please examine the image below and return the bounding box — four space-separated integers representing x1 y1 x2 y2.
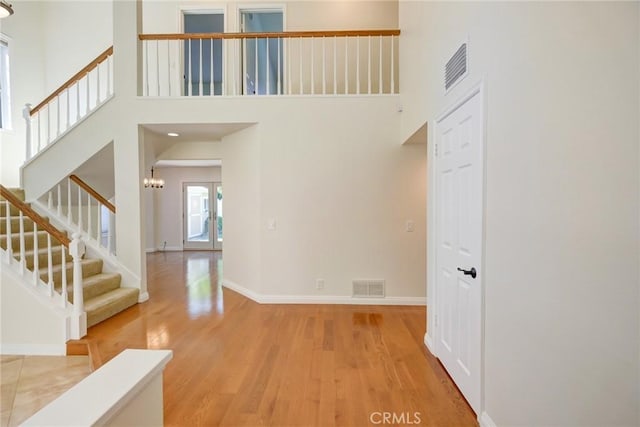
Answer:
266 37 270 95
47 234 53 297
46 105 51 145
76 80 81 121
145 40 149 96
97 203 102 245
367 35 371 95
391 35 395 94
70 233 86 339
356 36 360 94
107 55 112 96
107 212 112 254
66 88 71 128
322 36 326 95
56 94 61 136
167 40 171 96
60 245 68 307
242 38 247 95
210 37 214 96
23 104 32 160
299 37 303 94
37 114 42 153
311 38 315 95
254 37 258 95
333 37 337 95
77 185 83 232
57 184 62 217
345 38 349 94
48 191 53 210
233 39 238 96
198 39 203 96
156 40 161 96
287 39 292 95
188 39 193 96
32 223 39 285
378 35 383 94
18 211 26 273
97 60 102 103
67 179 72 224
5 200 12 263
87 195 92 239
86 72 91 112
277 37 281 95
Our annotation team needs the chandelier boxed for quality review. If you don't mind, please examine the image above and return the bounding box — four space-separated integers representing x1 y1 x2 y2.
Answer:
144 167 164 189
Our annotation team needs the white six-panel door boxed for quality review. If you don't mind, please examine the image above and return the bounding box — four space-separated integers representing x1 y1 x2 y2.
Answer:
434 85 484 414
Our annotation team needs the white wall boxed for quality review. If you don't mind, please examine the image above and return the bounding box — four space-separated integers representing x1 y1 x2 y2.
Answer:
151 165 222 250
0 1 45 187
0 267 68 355
400 1 639 425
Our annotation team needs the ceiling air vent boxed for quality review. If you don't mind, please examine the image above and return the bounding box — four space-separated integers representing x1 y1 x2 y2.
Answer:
352 280 385 298
445 42 468 91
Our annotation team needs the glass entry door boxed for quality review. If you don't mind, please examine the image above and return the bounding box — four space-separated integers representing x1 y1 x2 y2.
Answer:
183 182 222 250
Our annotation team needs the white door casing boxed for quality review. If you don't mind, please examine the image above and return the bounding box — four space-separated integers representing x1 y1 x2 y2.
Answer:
434 82 485 414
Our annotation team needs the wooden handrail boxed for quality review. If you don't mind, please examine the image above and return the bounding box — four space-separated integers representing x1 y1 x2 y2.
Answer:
70 175 116 213
0 185 70 247
30 46 114 116
139 29 400 41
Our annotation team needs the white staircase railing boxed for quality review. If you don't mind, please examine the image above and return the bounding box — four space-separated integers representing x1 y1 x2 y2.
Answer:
40 175 116 257
24 47 114 162
139 29 399 97
1 185 87 339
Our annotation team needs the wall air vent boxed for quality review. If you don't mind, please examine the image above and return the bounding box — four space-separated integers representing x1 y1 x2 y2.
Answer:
445 42 468 92
352 280 385 298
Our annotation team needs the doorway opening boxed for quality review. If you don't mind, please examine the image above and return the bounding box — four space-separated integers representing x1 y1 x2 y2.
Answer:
183 182 223 251
183 10 225 96
240 9 284 95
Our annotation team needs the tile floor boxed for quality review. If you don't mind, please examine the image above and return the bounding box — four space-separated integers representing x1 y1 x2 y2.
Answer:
1 355 91 427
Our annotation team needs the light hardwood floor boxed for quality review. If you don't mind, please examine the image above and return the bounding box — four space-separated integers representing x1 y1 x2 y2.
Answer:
86 251 476 426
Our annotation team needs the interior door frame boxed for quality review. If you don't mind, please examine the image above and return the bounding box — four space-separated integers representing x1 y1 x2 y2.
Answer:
237 4 287 95
426 80 487 416
182 182 216 251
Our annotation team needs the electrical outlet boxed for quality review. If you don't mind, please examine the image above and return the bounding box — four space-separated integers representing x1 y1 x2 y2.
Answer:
406 220 415 232
316 279 325 290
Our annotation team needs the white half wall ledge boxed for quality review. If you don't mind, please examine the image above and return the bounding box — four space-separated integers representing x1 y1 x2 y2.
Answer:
479 412 498 427
0 344 67 356
22 349 173 427
222 280 426 306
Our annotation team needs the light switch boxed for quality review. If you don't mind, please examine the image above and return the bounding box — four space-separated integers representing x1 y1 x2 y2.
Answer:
406 220 415 232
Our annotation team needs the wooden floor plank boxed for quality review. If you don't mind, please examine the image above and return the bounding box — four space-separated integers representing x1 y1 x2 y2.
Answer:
85 251 477 426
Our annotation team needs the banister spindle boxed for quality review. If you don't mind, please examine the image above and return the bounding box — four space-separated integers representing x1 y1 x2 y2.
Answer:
233 39 238 96
356 36 360 94
310 38 315 95
277 37 281 95
242 38 247 96
87 195 92 238
18 211 26 273
210 38 214 96
67 178 72 224
266 37 270 95
76 80 81 121
254 37 258 94
391 35 395 94
46 234 54 297
157 40 161 96
367 35 371 95
378 35 383 94
287 39 292 95
322 36 326 95
57 184 62 217
5 200 13 262
23 104 32 160
299 37 303 94
86 72 91 112
198 39 203 96
56 94 61 136
46 105 51 145
167 40 172 96
96 203 102 245
107 212 112 254
333 37 337 95
345 38 349 94
60 245 68 307
107 54 112 96
37 114 41 153
32 223 39 285
77 185 83 231
97 60 102 103
145 40 149 96
188 39 193 96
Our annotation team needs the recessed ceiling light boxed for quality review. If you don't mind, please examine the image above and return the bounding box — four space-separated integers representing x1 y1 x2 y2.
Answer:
167 132 179 137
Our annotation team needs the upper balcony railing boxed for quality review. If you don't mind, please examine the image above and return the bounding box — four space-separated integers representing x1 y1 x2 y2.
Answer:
139 29 400 97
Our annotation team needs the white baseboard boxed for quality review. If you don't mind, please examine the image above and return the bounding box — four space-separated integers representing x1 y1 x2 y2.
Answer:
479 412 497 427
424 333 436 355
221 280 426 306
156 246 182 252
0 343 67 356
138 291 149 303
145 248 156 253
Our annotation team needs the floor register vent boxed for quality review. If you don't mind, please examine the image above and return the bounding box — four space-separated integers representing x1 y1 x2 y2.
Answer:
352 280 386 298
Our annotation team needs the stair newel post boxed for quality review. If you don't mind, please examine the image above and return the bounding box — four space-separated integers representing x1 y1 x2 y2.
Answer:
23 104 32 161
5 200 12 263
69 232 87 339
